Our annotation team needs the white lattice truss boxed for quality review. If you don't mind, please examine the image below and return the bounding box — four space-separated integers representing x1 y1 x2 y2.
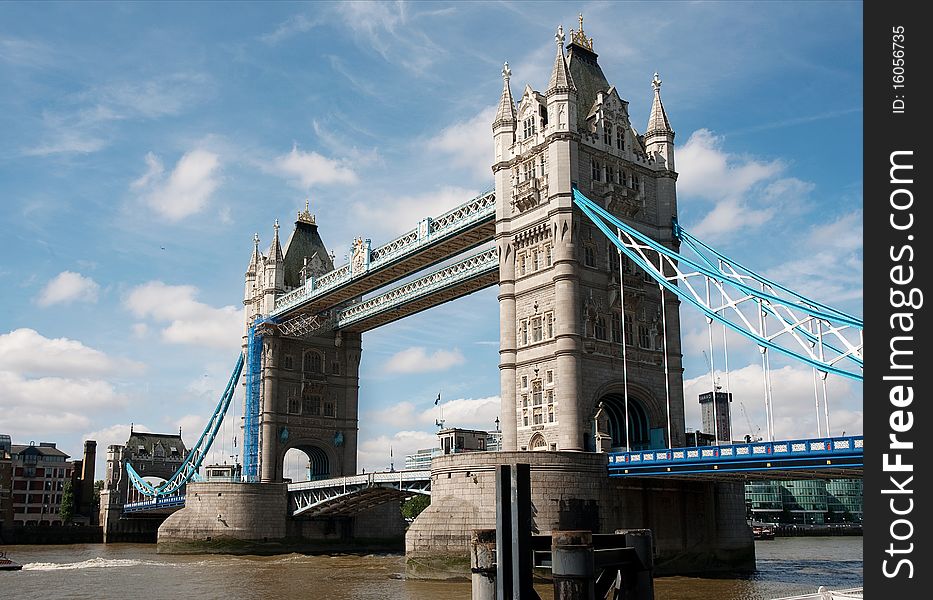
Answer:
277 310 338 338
273 189 495 316
288 471 431 518
574 188 863 381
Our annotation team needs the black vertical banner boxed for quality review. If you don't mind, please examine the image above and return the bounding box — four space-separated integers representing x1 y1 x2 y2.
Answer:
864 1 929 595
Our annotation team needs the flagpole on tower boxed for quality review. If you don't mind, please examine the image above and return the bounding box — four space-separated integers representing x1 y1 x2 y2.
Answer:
435 391 445 430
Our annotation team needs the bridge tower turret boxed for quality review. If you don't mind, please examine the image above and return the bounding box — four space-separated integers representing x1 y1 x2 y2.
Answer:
262 220 285 315
243 203 361 484
493 18 686 453
492 60 519 451
244 233 263 334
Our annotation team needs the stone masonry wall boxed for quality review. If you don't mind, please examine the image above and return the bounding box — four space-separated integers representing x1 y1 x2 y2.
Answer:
405 451 754 579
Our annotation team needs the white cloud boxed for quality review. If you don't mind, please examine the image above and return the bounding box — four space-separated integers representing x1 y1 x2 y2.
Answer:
683 363 861 441
384 346 465 374
357 430 438 473
0 411 92 437
368 396 500 431
352 185 480 239
0 328 142 378
765 210 863 306
271 144 357 190
677 129 814 241
426 106 496 179
0 329 140 442
334 2 446 75
0 36 53 67
0 371 126 412
124 281 241 349
134 149 221 221
174 414 205 438
25 73 212 156
37 271 100 307
131 323 149 338
260 14 320 44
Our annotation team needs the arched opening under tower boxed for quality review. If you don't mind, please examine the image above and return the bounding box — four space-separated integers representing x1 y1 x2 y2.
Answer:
282 445 330 483
598 393 652 451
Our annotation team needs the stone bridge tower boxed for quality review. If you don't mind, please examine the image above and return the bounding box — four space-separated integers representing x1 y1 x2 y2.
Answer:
494 19 686 453
243 203 361 483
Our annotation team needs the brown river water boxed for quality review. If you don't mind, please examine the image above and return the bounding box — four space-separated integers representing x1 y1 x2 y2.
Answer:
1 536 862 600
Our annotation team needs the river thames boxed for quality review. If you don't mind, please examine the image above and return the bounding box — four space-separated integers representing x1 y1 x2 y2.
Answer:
2 536 861 599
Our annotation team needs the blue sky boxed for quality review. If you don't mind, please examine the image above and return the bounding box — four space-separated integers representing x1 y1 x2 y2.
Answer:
0 1 863 478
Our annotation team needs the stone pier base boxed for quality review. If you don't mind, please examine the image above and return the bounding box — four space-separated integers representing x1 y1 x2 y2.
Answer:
158 482 406 554
405 451 754 579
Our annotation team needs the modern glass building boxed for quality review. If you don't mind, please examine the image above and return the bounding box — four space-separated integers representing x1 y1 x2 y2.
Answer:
745 478 862 524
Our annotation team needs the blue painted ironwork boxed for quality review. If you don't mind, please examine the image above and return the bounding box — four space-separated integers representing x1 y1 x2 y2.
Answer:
243 322 263 482
608 435 862 477
573 187 863 380
271 188 495 316
123 494 186 513
126 352 244 497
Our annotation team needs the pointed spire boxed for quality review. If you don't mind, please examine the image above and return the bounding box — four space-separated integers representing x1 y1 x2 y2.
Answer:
268 219 284 263
297 197 316 225
547 25 574 94
569 13 594 52
646 72 673 136
493 61 517 127
247 232 262 274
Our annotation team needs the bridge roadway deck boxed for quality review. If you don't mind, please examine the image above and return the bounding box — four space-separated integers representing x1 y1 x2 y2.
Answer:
608 435 863 480
272 190 495 319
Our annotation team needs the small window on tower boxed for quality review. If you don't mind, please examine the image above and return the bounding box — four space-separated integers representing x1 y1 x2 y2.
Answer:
532 317 543 343
584 244 596 268
604 122 612 145
616 128 624 150
523 117 536 139
591 159 601 182
595 317 607 340
638 324 652 349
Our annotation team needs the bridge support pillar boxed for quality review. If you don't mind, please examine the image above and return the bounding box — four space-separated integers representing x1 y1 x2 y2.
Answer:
406 452 754 579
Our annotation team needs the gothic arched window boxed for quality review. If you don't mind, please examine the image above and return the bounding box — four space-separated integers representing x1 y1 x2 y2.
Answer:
303 351 323 374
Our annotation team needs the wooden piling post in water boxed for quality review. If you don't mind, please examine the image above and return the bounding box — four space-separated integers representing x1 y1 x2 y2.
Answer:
552 530 595 600
471 529 497 600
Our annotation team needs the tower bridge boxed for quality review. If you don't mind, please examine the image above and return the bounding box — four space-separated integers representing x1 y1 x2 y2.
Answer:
109 18 862 577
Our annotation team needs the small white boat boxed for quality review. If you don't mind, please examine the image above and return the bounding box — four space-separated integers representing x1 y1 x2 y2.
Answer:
771 586 863 600
0 550 23 571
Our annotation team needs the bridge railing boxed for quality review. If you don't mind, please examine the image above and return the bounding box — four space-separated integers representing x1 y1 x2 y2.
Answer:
287 470 431 492
338 247 498 328
608 435 863 469
123 494 186 513
272 189 495 317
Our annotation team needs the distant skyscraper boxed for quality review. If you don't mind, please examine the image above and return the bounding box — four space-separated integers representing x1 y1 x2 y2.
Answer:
699 391 732 442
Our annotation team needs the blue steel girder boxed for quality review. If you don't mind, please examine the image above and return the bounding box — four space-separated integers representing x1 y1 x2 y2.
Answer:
288 471 431 517
126 352 244 497
573 187 863 381
272 189 495 319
